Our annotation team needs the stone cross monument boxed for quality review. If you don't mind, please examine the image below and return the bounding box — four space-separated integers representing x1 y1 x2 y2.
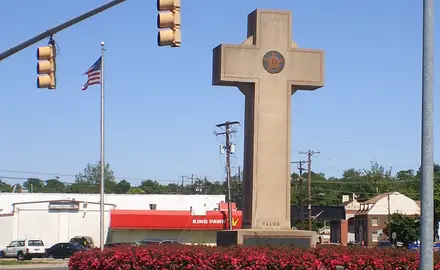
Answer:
212 9 324 247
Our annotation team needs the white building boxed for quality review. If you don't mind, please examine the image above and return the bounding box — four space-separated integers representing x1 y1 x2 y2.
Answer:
355 192 420 246
0 193 226 248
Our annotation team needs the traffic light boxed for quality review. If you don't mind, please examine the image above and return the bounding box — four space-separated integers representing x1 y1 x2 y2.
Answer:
37 43 56 89
157 0 180 47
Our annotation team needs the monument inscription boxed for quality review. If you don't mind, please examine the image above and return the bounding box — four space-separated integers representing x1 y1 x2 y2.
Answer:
212 9 324 247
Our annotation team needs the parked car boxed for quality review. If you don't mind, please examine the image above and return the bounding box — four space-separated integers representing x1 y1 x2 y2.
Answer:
104 242 135 249
69 236 95 249
0 239 45 260
45 242 85 259
136 239 181 246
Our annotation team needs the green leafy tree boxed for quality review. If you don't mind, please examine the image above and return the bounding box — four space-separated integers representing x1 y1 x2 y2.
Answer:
0 180 12 192
127 187 146 194
164 183 181 193
139 180 166 194
384 213 419 246
44 179 66 193
114 180 131 194
68 162 116 193
396 169 415 181
23 178 45 192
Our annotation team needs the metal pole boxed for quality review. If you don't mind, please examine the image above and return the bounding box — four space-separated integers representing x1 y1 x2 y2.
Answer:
0 0 125 62
420 0 434 268
225 124 233 231
387 191 391 241
99 42 106 250
307 152 312 231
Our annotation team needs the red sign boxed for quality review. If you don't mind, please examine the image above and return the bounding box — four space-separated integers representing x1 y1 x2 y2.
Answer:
110 209 242 230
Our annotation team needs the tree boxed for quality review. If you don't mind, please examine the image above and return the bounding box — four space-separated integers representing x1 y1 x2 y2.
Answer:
69 162 116 193
396 169 415 181
139 180 166 194
384 213 419 246
23 178 45 192
44 179 66 193
0 180 12 192
342 168 362 180
127 187 146 194
114 180 131 194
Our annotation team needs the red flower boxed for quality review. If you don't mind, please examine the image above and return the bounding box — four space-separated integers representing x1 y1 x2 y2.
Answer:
68 245 438 270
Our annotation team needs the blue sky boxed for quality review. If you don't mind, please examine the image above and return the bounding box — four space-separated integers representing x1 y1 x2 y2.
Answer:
0 0 438 186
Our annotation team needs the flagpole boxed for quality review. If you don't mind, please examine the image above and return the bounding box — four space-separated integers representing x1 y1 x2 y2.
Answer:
99 41 105 250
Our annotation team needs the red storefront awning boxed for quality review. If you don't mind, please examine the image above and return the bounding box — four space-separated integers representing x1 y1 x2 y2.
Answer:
110 209 242 230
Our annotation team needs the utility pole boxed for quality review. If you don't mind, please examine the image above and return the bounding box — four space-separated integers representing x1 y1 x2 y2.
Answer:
215 120 240 230
300 150 320 231
179 175 186 193
291 160 308 223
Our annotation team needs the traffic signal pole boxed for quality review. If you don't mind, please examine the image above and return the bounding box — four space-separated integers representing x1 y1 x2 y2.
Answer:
0 0 126 62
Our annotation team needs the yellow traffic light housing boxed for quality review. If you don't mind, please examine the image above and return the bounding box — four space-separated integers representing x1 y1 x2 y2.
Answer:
157 0 180 47
37 43 56 89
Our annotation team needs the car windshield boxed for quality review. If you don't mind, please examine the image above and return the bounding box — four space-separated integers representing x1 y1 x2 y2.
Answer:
28 240 44 246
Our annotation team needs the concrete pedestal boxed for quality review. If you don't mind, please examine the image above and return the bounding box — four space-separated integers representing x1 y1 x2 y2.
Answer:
216 229 317 248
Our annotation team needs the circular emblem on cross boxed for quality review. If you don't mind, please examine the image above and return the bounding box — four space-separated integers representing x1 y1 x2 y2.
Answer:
262 51 285 74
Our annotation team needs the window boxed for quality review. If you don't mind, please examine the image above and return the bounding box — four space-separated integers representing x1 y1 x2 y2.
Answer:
8 241 17 247
17 241 25 247
28 240 44 246
372 217 379 226
372 232 379 242
149 204 157 210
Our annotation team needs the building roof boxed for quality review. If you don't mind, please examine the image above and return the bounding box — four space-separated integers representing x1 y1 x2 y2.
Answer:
415 200 421 208
356 192 419 216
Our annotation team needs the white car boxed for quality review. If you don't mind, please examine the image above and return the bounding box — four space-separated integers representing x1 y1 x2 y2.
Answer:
0 239 46 260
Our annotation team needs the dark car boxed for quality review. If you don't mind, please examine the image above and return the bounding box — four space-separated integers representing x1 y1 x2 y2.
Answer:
104 242 134 248
136 239 181 246
45 242 85 259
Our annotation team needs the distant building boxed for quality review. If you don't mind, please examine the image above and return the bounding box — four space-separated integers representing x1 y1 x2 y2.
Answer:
0 193 241 248
329 193 360 244
354 192 420 246
342 193 361 243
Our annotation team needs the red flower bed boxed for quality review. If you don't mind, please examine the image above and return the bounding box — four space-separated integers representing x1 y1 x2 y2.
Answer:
69 245 440 270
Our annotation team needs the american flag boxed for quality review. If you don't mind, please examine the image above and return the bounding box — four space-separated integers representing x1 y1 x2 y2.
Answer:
81 56 102 91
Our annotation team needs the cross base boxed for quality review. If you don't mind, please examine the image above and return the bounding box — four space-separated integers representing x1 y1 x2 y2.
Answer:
216 229 317 248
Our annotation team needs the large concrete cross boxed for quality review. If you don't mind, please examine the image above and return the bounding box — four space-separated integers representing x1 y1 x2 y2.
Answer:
212 9 324 230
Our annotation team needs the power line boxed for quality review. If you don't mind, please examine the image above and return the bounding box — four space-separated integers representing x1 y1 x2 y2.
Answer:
0 169 214 183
